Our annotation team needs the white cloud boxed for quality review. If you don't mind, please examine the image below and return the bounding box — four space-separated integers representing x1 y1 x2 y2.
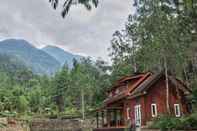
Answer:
0 0 134 62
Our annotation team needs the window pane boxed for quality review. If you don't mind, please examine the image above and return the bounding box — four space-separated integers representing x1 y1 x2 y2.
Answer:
151 104 157 117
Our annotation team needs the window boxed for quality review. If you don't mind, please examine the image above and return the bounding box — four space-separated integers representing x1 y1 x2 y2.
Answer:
151 104 157 117
115 89 120 94
174 104 181 117
127 107 131 119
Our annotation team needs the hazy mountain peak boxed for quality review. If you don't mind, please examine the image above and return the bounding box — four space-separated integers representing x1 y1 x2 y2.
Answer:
0 39 60 75
42 45 82 68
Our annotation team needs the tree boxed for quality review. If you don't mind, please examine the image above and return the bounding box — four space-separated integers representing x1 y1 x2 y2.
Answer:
17 96 29 113
109 0 197 113
52 65 71 112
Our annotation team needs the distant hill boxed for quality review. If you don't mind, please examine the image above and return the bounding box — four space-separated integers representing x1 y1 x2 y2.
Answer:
42 45 83 68
0 39 61 75
0 53 28 74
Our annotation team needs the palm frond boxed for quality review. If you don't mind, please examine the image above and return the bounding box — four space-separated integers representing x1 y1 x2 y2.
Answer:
49 0 99 18
92 0 99 7
83 2 92 10
49 0 59 9
62 0 73 18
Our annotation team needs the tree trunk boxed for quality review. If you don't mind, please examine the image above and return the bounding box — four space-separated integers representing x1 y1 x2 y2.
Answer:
164 57 171 114
132 44 137 73
81 89 85 120
56 95 64 112
175 79 183 115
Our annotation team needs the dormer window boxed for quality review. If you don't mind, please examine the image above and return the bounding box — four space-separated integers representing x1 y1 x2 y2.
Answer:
115 89 120 94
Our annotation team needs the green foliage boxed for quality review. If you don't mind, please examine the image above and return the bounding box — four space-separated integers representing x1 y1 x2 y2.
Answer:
152 113 197 130
108 1 197 129
109 0 197 106
180 112 197 129
152 115 181 131
0 53 110 118
17 96 29 113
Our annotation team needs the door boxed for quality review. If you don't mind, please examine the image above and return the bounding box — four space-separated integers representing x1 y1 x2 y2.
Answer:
134 105 141 127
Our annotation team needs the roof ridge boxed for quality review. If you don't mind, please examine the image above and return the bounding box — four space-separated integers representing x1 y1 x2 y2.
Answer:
127 72 152 95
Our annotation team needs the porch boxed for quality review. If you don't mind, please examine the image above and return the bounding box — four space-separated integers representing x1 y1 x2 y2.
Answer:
95 107 125 128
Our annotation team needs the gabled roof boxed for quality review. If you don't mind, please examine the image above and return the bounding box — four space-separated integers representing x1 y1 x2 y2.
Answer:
130 72 191 97
130 72 163 96
107 72 152 92
104 71 191 105
104 72 152 105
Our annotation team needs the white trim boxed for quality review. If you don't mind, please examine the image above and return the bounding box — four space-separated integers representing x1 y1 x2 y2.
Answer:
151 104 157 117
174 104 181 117
126 107 131 119
134 105 141 126
115 89 120 94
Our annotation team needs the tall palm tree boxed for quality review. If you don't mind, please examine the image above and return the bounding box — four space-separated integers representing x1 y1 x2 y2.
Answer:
49 0 99 18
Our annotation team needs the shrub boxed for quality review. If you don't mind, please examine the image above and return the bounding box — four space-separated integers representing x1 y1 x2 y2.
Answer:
152 113 197 130
152 115 181 131
180 112 197 129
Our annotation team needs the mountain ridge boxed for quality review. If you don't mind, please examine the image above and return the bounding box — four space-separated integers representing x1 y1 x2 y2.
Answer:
42 45 83 68
0 38 83 75
0 39 60 75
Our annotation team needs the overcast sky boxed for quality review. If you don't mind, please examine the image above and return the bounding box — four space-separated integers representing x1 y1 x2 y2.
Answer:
0 0 134 62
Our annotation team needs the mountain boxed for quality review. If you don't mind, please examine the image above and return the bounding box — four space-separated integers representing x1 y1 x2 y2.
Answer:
42 45 83 68
0 39 61 75
0 53 28 74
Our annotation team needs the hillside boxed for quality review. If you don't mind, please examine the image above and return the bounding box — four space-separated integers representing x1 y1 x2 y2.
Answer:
0 53 28 74
0 39 61 75
42 45 82 68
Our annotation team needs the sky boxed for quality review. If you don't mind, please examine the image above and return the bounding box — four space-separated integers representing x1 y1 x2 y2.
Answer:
0 0 134 62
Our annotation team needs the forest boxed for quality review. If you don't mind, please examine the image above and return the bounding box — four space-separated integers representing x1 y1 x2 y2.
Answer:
0 54 111 119
0 0 197 129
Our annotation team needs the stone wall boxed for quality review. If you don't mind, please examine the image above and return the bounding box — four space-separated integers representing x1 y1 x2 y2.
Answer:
0 118 30 131
30 118 96 131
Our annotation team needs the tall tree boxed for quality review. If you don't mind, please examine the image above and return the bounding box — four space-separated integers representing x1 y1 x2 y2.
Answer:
109 0 197 112
52 65 71 112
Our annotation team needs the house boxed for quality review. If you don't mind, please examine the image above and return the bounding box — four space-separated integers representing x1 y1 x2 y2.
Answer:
94 72 191 131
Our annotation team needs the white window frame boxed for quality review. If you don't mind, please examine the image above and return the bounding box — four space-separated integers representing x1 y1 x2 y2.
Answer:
127 107 131 119
134 105 141 126
115 89 120 94
174 104 181 117
151 104 157 117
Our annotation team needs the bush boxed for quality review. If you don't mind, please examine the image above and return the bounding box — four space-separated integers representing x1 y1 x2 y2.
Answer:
152 115 181 131
180 112 197 129
152 113 197 130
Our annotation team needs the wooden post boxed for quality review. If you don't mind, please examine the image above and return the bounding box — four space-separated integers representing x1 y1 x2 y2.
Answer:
114 109 117 127
101 111 104 127
81 89 85 119
107 110 110 127
96 112 99 128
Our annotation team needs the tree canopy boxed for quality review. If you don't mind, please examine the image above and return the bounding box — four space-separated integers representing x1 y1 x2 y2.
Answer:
109 0 197 107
